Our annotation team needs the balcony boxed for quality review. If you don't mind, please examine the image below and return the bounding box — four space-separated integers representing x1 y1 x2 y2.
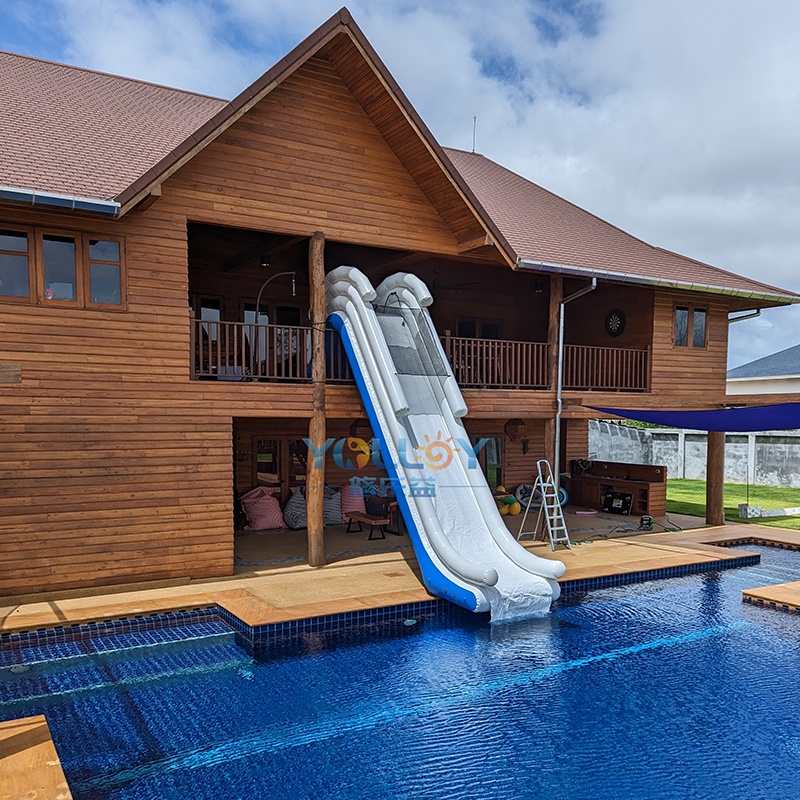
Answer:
191 318 353 383
441 335 548 389
563 344 650 392
191 318 649 392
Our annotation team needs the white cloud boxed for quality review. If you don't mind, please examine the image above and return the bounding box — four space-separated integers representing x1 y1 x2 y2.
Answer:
4 0 800 369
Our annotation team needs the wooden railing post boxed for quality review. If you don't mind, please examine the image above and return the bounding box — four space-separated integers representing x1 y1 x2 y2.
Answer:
307 231 327 567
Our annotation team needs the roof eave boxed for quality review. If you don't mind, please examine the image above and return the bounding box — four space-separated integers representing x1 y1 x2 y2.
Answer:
727 373 800 381
517 257 800 306
0 185 120 216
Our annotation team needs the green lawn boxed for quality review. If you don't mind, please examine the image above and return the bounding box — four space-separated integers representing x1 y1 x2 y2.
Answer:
667 479 800 531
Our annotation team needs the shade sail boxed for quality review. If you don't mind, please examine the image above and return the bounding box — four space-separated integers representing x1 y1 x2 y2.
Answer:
589 403 800 432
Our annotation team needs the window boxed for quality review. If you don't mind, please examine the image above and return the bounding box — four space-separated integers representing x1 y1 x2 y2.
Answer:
42 234 77 302
471 436 502 489
0 227 125 310
692 308 707 347
0 228 32 302
88 239 122 305
457 317 502 339
674 305 707 348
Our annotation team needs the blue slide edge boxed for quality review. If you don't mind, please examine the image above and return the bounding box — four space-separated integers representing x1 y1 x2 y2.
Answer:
328 312 479 612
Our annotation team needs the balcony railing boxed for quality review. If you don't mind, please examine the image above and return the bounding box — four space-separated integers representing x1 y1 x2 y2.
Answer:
441 335 549 389
563 344 650 392
191 318 353 382
190 319 648 391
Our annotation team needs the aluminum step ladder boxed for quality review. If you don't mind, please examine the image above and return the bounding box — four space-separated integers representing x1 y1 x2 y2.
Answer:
517 459 571 551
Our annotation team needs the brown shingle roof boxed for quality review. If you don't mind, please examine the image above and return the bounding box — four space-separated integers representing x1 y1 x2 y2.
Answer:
445 148 798 303
0 51 226 200
0 14 795 305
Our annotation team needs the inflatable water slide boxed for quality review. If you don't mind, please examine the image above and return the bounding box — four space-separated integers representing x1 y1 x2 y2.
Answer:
326 267 565 622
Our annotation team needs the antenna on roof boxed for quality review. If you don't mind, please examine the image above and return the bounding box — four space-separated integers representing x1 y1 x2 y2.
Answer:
472 116 477 153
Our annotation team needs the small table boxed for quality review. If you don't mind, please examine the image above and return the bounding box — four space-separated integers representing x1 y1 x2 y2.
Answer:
346 512 392 541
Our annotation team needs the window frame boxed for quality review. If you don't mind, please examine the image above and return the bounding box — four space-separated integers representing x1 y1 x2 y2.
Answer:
37 228 82 307
84 234 126 311
673 303 708 349
0 224 35 305
456 316 504 340
0 227 127 311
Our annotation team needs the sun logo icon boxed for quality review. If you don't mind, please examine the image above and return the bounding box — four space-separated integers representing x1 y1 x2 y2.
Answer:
345 437 371 469
413 431 459 470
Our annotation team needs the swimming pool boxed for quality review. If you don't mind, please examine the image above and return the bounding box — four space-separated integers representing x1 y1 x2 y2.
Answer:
2 545 800 799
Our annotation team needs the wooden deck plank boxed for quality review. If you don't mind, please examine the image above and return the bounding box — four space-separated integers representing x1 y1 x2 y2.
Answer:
0 715 72 800
743 582 800 611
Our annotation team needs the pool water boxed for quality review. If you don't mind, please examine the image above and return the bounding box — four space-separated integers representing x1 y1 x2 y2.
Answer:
3 546 800 800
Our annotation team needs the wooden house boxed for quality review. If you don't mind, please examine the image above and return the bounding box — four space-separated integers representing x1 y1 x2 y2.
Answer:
0 9 796 596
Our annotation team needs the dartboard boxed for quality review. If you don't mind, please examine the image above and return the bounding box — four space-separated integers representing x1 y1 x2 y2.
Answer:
605 308 626 337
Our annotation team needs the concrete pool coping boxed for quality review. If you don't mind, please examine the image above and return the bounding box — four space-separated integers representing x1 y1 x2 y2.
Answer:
0 715 73 799
0 519 791 636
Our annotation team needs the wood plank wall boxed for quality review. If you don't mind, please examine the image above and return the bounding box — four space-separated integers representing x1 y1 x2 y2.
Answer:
564 281 654 350
0 52 474 596
167 56 460 254
649 292 729 400
0 49 733 597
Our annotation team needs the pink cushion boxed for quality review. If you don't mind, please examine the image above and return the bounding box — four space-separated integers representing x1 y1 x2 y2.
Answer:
240 486 286 531
340 483 366 523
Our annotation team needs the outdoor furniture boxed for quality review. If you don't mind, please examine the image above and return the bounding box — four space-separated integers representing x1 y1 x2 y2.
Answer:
346 512 392 540
565 460 667 516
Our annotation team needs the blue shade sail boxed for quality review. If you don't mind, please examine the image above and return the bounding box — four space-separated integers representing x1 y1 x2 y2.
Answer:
590 403 800 432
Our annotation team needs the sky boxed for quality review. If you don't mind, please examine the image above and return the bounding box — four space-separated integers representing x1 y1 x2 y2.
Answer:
3 0 800 370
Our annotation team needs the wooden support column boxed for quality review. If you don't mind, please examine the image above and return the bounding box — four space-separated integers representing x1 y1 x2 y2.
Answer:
306 231 327 567
544 275 562 469
706 430 725 526
544 418 557 472
547 275 563 391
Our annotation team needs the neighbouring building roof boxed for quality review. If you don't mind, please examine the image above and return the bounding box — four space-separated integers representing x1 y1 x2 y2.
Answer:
445 148 798 304
728 344 800 379
0 9 797 306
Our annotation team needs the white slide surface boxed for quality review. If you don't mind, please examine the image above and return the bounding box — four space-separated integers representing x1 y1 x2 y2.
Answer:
326 267 565 622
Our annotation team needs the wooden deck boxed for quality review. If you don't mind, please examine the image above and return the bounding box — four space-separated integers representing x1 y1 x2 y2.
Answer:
743 582 800 612
0 715 72 800
0 517 782 636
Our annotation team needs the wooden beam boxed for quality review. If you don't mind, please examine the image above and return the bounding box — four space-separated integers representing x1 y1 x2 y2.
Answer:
223 235 307 273
223 240 267 273
544 418 556 473
456 231 493 253
131 184 162 212
306 231 327 567
706 430 725 526
372 250 431 270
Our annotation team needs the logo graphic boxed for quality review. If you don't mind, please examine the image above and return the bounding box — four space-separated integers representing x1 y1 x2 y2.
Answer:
332 437 371 469
412 431 459 471
303 436 489 471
